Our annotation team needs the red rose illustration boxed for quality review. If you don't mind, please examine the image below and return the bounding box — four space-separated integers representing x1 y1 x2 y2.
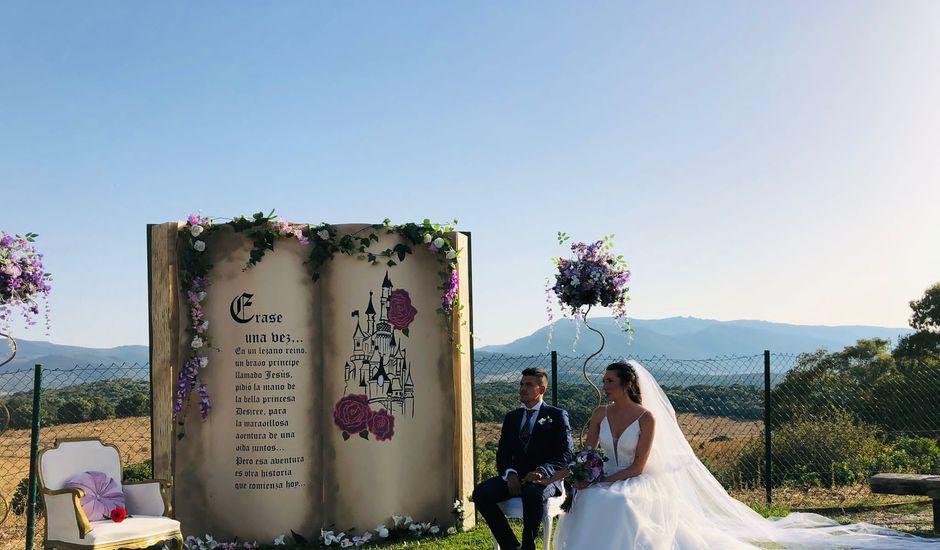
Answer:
333 394 372 434
110 507 127 523
388 289 418 331
368 408 395 441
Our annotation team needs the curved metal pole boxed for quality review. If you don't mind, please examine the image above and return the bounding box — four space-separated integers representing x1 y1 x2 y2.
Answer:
578 307 607 444
0 332 16 369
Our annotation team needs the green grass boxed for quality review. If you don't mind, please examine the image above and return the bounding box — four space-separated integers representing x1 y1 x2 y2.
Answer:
250 522 534 549
243 505 939 549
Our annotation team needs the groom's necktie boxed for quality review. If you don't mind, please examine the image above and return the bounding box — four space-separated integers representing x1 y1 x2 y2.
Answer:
520 409 535 445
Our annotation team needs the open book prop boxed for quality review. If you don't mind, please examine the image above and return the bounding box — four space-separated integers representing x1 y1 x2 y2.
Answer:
147 222 474 541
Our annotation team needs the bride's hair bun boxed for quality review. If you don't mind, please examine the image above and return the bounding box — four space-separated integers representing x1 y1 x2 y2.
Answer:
606 361 642 404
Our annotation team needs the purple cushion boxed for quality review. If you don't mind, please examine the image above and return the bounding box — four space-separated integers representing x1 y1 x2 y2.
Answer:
63 471 124 521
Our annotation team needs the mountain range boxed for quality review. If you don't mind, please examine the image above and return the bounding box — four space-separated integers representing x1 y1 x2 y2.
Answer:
0 338 149 373
0 316 912 382
478 316 913 358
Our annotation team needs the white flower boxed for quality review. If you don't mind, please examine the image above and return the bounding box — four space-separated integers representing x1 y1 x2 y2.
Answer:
430 525 440 534
340 540 353 548
317 229 330 240
423 233 433 243
391 515 403 527
445 249 457 260
190 225 204 237
447 526 457 535
405 516 414 526
273 535 286 546
198 357 209 368
453 499 462 508
193 240 206 252
191 336 204 349
197 291 207 302
377 527 389 538
432 237 445 249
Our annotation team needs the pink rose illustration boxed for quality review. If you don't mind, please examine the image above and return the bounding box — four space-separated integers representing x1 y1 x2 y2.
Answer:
388 288 418 330
368 408 395 441
333 394 372 434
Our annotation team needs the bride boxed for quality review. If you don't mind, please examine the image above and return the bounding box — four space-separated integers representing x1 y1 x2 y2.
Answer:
537 360 940 549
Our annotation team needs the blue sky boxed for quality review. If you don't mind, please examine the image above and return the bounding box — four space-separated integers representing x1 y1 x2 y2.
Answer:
2 2 938 348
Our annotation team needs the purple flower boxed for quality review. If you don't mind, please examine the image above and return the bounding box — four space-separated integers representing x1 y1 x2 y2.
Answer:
547 236 631 327
0 231 52 332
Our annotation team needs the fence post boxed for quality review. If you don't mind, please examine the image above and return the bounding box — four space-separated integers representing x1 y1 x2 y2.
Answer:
551 351 558 406
763 350 772 505
25 364 42 550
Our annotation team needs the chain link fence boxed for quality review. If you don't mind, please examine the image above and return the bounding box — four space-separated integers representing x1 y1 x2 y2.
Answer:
0 363 151 550
473 351 940 531
2 350 938 545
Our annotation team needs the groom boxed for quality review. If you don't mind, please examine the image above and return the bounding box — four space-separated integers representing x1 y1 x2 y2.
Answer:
473 368 574 550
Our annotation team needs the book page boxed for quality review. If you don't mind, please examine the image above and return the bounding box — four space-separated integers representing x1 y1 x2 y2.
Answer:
174 230 322 541
318 225 458 531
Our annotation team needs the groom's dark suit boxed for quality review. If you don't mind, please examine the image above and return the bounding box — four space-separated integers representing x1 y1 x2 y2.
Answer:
473 402 573 550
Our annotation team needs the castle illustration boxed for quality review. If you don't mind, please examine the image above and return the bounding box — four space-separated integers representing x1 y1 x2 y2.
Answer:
343 271 416 416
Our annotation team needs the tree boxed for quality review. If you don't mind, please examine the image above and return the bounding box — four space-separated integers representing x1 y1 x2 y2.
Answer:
895 282 940 361
771 339 897 427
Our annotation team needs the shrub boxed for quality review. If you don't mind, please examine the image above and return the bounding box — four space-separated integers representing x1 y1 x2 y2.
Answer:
738 410 884 488
877 437 940 475
123 460 153 482
57 397 93 423
475 442 498 483
10 477 43 517
88 397 114 421
115 393 150 418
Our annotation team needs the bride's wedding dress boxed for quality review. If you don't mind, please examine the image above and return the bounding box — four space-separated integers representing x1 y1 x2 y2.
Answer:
553 361 940 550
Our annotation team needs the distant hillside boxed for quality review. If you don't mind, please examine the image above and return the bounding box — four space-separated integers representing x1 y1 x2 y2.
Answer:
478 316 913 359
0 339 149 394
0 339 149 372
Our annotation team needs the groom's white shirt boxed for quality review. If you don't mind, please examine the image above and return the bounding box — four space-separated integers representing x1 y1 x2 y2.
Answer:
502 400 544 481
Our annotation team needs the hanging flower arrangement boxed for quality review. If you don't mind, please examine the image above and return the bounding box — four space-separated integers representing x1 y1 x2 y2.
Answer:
0 231 52 332
546 232 632 351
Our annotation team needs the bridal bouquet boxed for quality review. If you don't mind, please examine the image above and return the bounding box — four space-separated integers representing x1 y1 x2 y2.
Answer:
561 447 608 512
567 447 608 483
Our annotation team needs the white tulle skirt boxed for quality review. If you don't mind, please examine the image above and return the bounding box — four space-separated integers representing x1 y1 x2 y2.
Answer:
552 469 940 550
553 472 756 550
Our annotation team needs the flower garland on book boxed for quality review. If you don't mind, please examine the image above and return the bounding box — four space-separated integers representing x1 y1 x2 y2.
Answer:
175 211 463 436
180 507 464 549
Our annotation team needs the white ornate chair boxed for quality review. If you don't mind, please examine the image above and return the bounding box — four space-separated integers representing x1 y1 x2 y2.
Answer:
38 438 182 550
491 488 566 550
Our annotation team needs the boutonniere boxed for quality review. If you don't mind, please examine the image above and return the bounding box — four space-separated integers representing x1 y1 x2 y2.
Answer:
538 417 553 426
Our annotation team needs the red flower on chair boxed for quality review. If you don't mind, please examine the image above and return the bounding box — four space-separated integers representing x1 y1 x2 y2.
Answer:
110 507 127 523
